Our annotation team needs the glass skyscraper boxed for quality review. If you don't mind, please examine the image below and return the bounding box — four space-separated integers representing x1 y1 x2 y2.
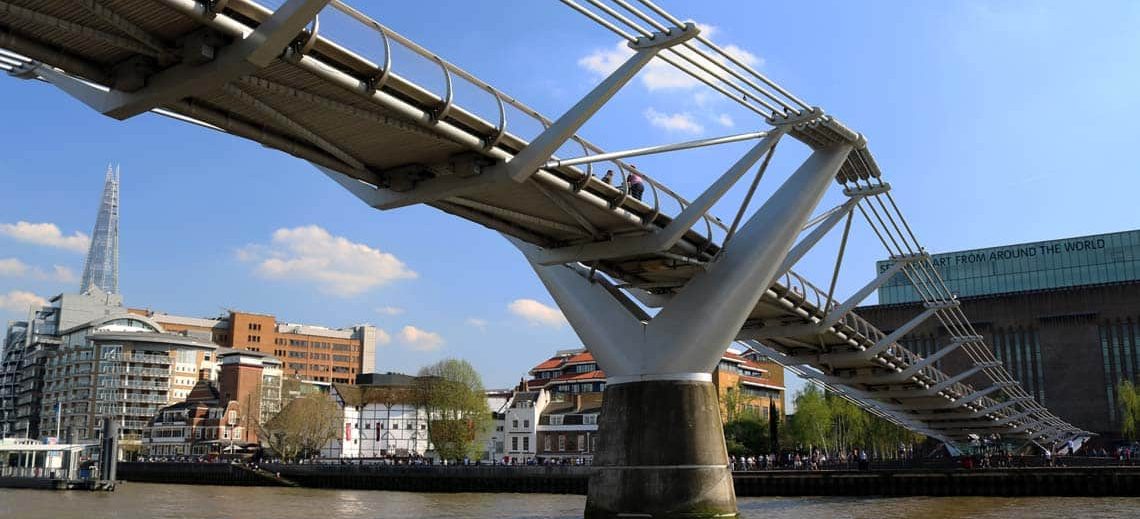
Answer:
79 165 119 295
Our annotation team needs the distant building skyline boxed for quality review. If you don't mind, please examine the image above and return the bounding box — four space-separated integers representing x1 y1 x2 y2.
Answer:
78 165 119 297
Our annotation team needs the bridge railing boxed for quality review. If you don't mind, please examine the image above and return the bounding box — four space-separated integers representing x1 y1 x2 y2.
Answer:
311 0 727 245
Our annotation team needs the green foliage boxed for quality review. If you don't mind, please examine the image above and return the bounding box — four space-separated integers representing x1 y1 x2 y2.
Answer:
1118 380 1140 440
723 415 770 456
789 385 832 450
786 384 925 455
417 358 491 460
260 393 341 461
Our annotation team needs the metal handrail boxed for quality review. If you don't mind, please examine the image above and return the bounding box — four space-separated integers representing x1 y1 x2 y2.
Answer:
327 0 726 238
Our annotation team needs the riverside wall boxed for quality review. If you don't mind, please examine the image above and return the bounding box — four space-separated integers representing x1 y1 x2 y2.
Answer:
114 463 1140 497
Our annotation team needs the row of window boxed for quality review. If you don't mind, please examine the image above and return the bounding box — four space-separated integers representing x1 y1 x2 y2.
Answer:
247 323 264 331
1102 320 1140 423
993 328 1046 403
510 436 530 452
542 433 594 453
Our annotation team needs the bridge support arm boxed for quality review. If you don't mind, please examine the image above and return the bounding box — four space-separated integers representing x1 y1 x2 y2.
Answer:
820 257 916 329
895 335 980 378
646 143 854 374
530 129 785 265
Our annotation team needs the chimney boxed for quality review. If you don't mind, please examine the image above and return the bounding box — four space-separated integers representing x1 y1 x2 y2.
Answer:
574 394 583 412
198 368 212 382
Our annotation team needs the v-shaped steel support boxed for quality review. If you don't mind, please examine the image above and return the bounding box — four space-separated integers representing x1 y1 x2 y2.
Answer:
512 143 853 381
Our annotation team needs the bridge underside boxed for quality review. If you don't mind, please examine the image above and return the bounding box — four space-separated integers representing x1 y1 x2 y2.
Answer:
2 0 1090 516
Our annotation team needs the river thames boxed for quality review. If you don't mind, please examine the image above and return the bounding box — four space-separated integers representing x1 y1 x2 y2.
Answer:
3 484 1140 518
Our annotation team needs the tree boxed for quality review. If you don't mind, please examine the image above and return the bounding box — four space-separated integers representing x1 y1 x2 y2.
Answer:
789 385 833 451
828 395 869 454
724 415 769 456
417 358 491 460
1119 380 1140 440
260 393 341 460
722 383 745 423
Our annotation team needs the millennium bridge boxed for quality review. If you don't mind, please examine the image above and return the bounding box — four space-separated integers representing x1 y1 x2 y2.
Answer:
0 0 1089 516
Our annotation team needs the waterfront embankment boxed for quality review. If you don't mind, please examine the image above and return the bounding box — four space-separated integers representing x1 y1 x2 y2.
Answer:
114 462 1140 497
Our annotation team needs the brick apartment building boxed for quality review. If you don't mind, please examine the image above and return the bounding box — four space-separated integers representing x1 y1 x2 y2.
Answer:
132 310 377 385
520 348 785 462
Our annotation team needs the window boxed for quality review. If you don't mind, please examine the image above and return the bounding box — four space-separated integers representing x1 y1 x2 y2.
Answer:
512 419 518 428
577 434 585 451
523 419 530 429
544 436 551 451
523 437 529 451
549 416 563 426
512 437 518 451
584 415 598 425
557 435 565 451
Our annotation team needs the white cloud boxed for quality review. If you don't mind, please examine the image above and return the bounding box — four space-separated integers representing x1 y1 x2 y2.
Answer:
716 113 735 128
644 108 704 134
398 325 444 352
51 266 78 283
237 225 417 297
376 306 405 316
0 258 78 283
577 25 763 93
0 258 29 277
0 222 90 253
465 317 488 331
376 329 392 345
508 299 567 328
0 290 47 313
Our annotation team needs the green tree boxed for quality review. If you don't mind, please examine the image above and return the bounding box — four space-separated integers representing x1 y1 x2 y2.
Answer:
260 393 341 460
1119 380 1140 440
722 383 745 423
417 358 491 460
789 385 832 451
828 395 869 454
724 415 770 456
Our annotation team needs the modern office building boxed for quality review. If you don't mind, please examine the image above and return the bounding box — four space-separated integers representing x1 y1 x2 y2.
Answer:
0 290 125 439
859 229 1140 437
135 310 377 385
40 312 217 446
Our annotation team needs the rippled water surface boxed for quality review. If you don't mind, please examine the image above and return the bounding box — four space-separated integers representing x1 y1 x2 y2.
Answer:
4 484 1140 518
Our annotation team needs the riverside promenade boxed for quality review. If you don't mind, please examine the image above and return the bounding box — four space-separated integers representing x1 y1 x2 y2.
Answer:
114 461 1140 497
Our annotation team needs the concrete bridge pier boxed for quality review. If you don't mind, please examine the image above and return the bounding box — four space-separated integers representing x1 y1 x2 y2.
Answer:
513 143 853 518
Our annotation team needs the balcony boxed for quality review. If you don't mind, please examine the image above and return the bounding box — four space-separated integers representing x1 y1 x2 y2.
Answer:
98 380 169 390
102 353 172 365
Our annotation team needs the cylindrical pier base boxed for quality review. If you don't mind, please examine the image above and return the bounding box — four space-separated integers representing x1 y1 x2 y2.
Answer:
585 379 737 518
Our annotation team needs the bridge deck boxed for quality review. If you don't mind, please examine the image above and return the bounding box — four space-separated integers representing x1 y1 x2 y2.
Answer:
0 0 1086 447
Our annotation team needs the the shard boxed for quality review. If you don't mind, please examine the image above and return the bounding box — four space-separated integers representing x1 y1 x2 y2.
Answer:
79 164 119 295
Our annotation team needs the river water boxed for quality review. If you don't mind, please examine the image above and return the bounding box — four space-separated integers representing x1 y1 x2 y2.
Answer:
3 484 1139 518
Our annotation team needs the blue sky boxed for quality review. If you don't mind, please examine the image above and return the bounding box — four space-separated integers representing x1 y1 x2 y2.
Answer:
1 0 1138 396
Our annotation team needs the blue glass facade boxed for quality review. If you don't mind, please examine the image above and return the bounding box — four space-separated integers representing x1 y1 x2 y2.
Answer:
877 229 1140 304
